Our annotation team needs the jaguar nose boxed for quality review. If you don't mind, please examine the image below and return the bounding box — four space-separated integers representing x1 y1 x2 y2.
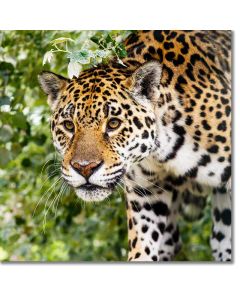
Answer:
70 160 103 179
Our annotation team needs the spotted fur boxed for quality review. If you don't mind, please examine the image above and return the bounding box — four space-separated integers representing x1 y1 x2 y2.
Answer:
39 30 231 261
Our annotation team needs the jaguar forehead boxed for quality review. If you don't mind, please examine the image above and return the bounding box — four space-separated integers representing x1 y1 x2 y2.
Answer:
61 103 75 117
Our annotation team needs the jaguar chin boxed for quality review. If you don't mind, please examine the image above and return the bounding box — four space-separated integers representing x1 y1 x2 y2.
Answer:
74 184 114 202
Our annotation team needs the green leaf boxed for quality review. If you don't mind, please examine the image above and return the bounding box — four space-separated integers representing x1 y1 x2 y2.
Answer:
106 34 114 44
0 112 11 124
0 178 8 188
33 134 47 145
11 112 28 129
118 48 127 58
21 157 31 167
0 146 11 168
90 36 100 45
15 216 26 225
0 125 13 143
116 44 127 58
0 96 11 106
67 50 91 64
95 50 109 58
0 247 8 261
51 37 74 45
0 61 14 74
11 142 22 158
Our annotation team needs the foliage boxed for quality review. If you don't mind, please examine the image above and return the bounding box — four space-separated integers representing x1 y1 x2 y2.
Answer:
0 30 212 261
43 31 129 78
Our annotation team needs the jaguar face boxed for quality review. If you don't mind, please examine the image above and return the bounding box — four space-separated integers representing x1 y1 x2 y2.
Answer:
38 61 161 201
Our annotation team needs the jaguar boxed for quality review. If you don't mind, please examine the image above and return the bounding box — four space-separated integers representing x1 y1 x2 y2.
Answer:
38 30 231 261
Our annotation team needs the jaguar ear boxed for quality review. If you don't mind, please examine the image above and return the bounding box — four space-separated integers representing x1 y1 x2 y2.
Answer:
38 71 68 111
130 60 162 103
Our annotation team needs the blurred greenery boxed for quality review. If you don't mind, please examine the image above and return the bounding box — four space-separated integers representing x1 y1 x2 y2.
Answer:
0 30 212 262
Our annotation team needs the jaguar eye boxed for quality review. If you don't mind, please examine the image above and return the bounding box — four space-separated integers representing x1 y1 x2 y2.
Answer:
63 120 75 132
107 118 122 131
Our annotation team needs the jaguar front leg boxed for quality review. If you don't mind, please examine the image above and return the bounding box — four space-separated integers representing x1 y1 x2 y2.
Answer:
211 187 232 261
124 166 173 262
158 188 182 261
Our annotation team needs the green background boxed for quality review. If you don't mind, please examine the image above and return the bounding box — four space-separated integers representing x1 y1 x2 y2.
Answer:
0 31 212 261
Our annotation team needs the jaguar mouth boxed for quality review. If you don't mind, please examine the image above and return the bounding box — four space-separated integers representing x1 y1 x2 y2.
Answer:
76 180 120 193
74 172 125 202
79 183 105 191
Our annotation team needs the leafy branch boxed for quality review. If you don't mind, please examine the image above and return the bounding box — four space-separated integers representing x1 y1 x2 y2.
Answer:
43 31 130 79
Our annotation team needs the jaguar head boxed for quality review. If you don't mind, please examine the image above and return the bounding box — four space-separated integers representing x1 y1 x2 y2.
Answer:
38 61 161 201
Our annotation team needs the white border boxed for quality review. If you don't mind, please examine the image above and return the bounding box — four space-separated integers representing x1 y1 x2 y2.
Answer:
0 0 239 299
0 0 237 29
